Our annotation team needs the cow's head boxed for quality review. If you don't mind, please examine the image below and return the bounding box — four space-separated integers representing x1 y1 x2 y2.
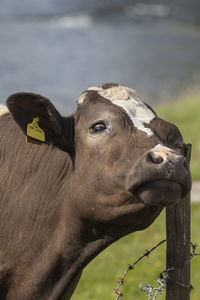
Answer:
7 83 192 240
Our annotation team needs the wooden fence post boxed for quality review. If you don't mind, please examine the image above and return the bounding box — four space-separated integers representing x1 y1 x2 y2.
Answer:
166 144 192 300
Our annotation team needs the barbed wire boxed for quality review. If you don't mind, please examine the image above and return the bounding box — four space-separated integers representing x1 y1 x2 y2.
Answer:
189 242 200 261
114 241 200 300
139 278 165 300
114 240 166 299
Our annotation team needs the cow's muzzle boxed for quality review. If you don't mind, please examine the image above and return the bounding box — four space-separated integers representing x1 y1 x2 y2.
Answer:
126 145 192 207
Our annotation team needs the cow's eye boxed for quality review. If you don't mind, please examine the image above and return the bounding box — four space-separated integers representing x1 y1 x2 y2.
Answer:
91 122 107 133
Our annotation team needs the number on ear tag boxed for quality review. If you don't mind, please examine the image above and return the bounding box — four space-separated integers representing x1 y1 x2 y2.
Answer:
27 117 45 143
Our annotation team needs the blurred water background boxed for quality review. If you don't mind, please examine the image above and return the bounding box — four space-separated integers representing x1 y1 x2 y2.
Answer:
0 0 200 113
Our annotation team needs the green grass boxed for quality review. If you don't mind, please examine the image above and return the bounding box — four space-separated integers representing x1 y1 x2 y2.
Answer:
157 93 200 180
72 209 166 300
72 94 200 300
72 205 200 300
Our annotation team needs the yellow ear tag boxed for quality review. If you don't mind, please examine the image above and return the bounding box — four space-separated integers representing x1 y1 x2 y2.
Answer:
26 117 45 143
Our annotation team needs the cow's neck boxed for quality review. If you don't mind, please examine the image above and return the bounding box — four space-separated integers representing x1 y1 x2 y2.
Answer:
49 217 115 300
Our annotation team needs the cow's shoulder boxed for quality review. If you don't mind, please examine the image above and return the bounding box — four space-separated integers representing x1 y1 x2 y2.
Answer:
0 104 9 117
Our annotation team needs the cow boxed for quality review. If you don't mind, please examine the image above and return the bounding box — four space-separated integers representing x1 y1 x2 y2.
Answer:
0 83 191 300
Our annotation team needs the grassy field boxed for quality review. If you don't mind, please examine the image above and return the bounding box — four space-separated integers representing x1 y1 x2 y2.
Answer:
71 94 200 300
157 93 200 181
72 205 200 300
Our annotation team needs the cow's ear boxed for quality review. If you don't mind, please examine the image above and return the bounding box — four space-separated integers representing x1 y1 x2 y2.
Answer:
6 92 74 154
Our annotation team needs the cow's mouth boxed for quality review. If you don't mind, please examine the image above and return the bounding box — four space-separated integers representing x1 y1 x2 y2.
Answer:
134 180 184 207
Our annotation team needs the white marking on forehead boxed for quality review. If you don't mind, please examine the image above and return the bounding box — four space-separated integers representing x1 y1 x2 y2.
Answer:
87 85 156 136
0 104 9 117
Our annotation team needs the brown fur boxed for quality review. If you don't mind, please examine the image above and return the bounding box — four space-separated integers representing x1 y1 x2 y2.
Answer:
0 86 191 299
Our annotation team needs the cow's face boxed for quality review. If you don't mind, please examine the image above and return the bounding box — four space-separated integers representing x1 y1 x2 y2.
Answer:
6 83 191 237
72 84 191 231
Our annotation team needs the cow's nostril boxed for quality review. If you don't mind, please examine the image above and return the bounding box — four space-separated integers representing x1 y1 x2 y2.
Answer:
150 152 164 164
